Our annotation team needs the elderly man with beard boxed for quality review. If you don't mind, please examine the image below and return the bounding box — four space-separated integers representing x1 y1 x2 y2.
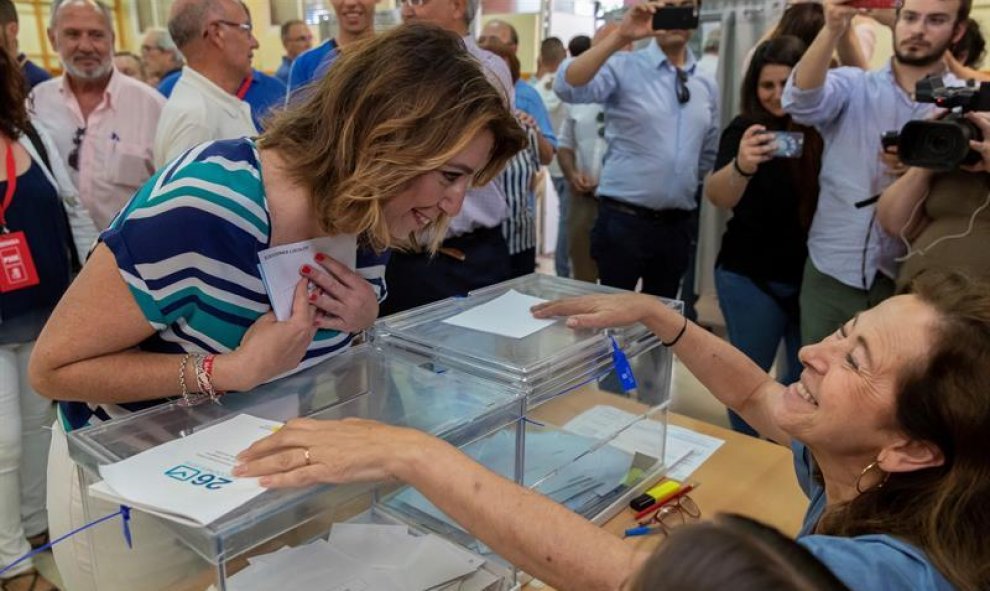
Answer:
30 0 164 257
782 0 968 346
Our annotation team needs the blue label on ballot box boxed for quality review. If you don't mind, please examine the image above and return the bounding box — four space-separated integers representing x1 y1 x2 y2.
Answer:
609 336 638 393
164 465 232 491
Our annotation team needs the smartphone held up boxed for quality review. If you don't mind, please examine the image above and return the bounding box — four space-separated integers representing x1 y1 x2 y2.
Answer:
846 0 900 10
652 2 701 30
759 131 805 159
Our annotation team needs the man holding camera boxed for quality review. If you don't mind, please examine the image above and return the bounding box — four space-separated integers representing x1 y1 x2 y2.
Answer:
554 0 719 298
782 0 968 345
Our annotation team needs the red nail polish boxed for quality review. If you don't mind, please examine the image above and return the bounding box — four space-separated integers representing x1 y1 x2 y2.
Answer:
314 253 326 262
309 292 318 302
301 265 312 274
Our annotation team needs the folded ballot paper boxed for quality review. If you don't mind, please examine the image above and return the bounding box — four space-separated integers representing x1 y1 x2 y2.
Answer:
257 234 357 321
227 523 500 591
90 414 283 527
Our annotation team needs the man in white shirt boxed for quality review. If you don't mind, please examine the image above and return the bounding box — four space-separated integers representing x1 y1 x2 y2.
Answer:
31 0 164 253
154 0 259 167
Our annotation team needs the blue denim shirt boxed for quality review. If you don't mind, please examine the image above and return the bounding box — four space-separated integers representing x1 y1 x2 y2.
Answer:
792 442 955 591
554 41 719 211
782 62 961 289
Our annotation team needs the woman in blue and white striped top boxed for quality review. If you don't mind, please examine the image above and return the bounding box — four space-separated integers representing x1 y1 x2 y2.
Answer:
29 25 526 591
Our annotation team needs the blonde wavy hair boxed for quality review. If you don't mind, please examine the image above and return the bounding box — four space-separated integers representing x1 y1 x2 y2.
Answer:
258 24 527 252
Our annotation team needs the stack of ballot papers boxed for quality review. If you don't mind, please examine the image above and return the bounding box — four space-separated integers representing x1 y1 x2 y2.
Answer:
227 523 501 591
90 414 283 527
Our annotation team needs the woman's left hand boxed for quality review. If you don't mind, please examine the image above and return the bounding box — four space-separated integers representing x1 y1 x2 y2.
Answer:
963 112 990 172
301 253 378 333
233 417 429 487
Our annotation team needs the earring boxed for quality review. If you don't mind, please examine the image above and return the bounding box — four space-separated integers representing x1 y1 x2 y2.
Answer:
855 460 891 494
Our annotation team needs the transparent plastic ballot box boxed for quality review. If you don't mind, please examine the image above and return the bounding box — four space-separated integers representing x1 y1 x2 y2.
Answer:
374 274 680 525
66 342 524 591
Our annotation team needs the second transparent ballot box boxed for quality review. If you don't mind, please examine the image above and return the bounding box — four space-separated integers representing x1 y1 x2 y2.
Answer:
374 274 681 527
65 342 523 590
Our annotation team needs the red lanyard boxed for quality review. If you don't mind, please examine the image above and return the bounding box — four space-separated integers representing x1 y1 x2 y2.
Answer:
235 72 253 100
1 138 16 230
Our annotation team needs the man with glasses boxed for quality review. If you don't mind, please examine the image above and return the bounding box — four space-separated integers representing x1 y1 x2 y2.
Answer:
30 0 164 257
139 26 184 87
782 0 967 346
380 0 518 314
275 19 312 85
286 0 376 101
155 0 260 167
555 0 719 299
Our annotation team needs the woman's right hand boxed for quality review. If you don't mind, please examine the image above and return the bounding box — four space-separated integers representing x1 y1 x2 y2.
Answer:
617 2 662 43
736 124 775 175
217 278 318 391
531 293 664 330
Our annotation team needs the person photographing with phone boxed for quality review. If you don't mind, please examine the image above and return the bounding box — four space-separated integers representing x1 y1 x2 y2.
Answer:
553 0 719 298
705 35 823 436
781 0 968 347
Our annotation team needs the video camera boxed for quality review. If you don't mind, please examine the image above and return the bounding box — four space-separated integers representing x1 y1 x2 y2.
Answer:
886 75 990 170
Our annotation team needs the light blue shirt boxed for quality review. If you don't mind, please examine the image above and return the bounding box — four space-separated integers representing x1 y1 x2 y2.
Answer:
515 79 558 148
782 63 960 289
792 442 955 591
554 42 719 211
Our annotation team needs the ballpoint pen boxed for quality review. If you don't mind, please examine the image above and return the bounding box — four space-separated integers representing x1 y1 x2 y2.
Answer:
624 524 665 537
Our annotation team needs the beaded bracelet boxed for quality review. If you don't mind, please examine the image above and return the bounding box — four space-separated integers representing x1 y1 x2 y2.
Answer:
661 315 689 348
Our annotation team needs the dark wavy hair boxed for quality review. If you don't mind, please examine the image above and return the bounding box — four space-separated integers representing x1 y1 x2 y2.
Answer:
770 3 824 49
817 271 990 591
0 47 29 139
740 35 822 231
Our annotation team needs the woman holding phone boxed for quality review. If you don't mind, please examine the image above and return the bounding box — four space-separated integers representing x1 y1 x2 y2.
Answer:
703 36 822 436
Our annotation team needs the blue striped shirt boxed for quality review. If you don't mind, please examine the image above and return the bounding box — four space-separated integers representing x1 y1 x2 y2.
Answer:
500 126 541 255
60 138 388 430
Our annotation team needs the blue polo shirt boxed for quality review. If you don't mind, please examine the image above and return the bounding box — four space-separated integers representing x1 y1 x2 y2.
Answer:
157 69 286 131
515 79 557 148
286 39 339 102
20 55 51 89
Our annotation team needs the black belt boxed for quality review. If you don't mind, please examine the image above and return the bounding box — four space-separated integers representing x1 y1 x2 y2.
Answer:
599 196 692 221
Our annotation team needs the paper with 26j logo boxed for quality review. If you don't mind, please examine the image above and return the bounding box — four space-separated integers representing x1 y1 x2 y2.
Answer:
90 414 283 527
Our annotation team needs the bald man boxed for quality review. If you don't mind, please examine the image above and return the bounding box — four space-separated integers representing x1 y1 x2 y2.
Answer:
154 0 260 167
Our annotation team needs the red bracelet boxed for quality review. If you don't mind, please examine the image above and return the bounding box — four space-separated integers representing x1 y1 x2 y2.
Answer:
196 354 225 401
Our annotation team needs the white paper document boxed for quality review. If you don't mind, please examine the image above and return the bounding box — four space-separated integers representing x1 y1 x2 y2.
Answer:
228 523 495 591
441 289 558 339
563 405 724 481
92 414 283 526
258 234 357 321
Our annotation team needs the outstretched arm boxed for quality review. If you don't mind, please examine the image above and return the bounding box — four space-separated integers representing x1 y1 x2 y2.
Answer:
532 294 791 444
235 418 646 591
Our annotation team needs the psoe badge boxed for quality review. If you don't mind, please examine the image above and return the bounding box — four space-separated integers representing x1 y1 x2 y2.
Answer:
0 231 40 292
